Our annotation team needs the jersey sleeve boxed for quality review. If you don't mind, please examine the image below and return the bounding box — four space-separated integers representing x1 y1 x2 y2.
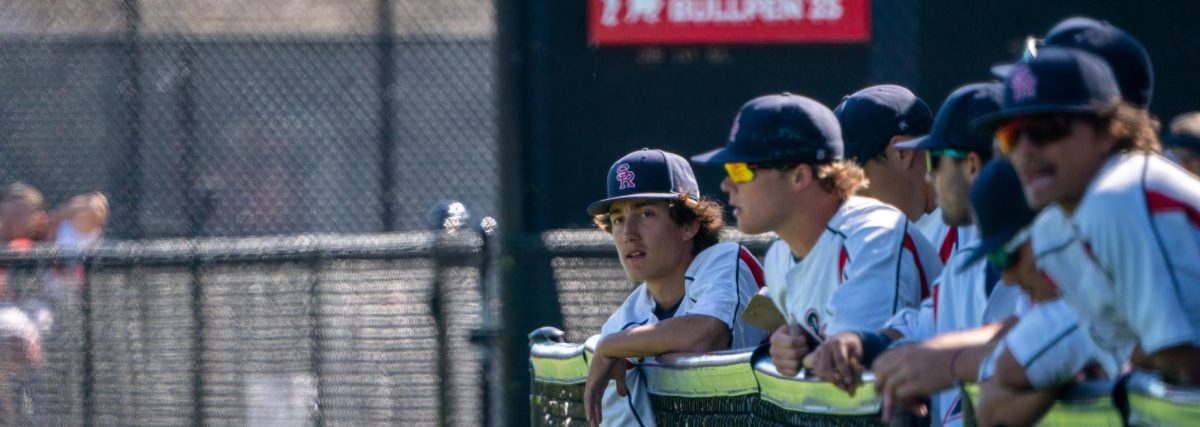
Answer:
1003 299 1091 390
826 215 918 336
1078 189 1200 354
599 285 651 337
680 243 745 329
883 290 936 341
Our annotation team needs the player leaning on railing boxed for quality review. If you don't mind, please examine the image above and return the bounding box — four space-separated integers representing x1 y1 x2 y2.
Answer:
978 46 1200 386
582 149 768 427
968 160 1105 426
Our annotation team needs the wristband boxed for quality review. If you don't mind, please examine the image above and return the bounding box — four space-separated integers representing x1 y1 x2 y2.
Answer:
855 330 894 367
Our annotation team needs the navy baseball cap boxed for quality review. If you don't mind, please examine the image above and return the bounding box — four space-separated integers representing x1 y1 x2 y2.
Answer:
972 47 1122 131
991 17 1153 108
1165 113 1200 152
692 93 843 165
895 82 1003 153
834 85 933 165
959 159 1038 270
587 148 701 215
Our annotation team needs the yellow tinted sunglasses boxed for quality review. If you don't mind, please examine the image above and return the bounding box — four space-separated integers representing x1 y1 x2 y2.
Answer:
724 162 757 183
724 162 797 184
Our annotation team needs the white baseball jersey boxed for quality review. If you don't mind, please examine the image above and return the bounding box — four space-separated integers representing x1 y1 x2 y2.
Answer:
765 196 943 339
915 207 965 264
994 299 1092 390
1060 152 1200 377
599 242 767 427
883 223 1024 427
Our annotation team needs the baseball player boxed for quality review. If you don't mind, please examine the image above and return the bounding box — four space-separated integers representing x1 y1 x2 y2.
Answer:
832 85 957 262
582 148 768 427
968 18 1166 420
973 205 1100 427
690 93 942 380
992 17 1153 110
1165 112 1200 176
976 46 1200 384
806 83 1026 426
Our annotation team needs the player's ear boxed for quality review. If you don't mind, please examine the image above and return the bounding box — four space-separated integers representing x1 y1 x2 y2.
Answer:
790 164 813 189
681 219 699 242
889 136 916 169
965 152 986 181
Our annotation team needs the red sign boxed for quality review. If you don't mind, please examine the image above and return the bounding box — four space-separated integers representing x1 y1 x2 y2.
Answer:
588 0 870 46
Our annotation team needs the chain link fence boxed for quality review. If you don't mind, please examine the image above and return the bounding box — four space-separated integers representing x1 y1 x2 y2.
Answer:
0 0 497 238
0 231 493 426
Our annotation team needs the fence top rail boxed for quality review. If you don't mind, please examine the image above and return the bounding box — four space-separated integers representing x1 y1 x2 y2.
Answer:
514 228 777 257
0 231 484 267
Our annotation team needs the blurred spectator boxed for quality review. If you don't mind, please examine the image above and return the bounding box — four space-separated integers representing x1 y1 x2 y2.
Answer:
1165 112 1200 176
0 183 49 249
46 192 108 251
0 302 42 425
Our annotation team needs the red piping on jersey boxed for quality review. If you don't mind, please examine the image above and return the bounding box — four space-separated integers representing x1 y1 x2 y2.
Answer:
902 234 932 300
1040 271 1060 293
1146 190 1200 227
939 227 958 264
739 247 766 289
932 284 940 326
837 247 849 285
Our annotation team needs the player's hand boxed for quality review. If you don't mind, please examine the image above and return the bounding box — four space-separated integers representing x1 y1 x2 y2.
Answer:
769 323 811 377
583 354 628 427
807 332 865 395
873 343 957 410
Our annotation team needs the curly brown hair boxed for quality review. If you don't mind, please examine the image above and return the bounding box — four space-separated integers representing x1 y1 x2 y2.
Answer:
593 194 724 256
815 160 869 199
1094 99 1161 153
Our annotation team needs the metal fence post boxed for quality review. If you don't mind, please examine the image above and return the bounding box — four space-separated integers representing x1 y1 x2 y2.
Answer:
377 0 397 232
470 218 498 427
81 259 96 427
119 0 144 239
188 247 206 427
431 233 451 427
307 254 326 427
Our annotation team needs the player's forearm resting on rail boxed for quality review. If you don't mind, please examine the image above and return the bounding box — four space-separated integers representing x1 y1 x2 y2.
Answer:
871 320 1013 400
595 314 730 358
974 377 1060 427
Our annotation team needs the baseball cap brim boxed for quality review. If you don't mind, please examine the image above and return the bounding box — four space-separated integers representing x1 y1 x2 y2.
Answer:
893 134 948 151
586 193 685 216
970 103 1103 132
691 147 749 165
990 63 1015 79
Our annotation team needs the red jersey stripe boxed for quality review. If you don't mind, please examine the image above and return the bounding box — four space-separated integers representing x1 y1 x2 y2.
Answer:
903 234 932 300
939 226 958 264
1146 190 1200 227
739 246 766 289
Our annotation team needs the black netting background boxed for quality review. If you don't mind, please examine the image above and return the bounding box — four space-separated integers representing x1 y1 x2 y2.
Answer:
0 0 496 238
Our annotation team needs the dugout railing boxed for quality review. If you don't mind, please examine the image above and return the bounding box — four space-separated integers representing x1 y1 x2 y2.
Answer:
529 327 1200 426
